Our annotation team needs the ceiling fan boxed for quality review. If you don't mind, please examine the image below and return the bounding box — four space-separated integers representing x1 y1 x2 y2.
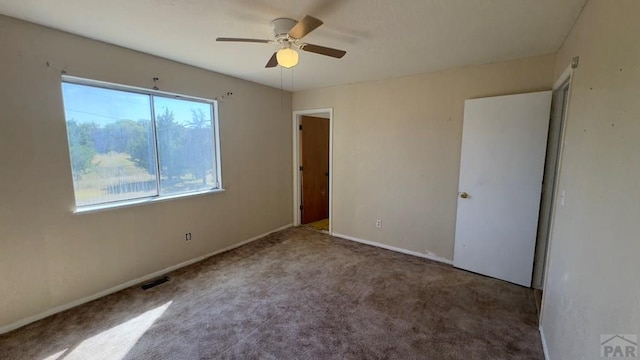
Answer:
216 15 346 69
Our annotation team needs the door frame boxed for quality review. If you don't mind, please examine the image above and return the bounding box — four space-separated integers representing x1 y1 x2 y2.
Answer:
292 108 334 233
532 67 574 289
539 65 574 319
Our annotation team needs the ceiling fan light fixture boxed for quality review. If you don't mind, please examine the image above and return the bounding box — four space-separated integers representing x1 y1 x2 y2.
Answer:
216 15 346 69
276 47 299 68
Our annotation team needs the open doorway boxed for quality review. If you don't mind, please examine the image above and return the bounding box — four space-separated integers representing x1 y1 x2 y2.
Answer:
292 109 333 233
532 68 572 315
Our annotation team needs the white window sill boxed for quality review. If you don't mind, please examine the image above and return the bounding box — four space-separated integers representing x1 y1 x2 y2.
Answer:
73 188 225 215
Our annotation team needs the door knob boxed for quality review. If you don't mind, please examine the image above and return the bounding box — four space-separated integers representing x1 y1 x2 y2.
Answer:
460 192 469 199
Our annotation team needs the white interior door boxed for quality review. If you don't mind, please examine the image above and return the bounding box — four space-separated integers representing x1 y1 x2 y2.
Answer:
453 91 552 287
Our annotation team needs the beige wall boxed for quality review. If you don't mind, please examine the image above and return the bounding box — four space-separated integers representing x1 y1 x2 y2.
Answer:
0 15 292 329
293 55 555 260
541 1 640 358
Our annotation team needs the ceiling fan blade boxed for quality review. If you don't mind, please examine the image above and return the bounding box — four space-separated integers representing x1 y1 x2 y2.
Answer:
216 37 272 43
300 43 346 58
288 15 323 40
265 53 278 68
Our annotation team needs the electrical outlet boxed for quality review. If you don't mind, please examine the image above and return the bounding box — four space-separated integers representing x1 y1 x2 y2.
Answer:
185 232 192 241
376 220 382 229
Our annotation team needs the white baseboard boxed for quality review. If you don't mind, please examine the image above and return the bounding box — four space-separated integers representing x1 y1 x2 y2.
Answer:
0 224 292 335
332 232 453 265
540 326 551 360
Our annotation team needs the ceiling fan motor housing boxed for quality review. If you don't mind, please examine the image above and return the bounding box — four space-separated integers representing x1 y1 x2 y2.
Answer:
271 18 298 41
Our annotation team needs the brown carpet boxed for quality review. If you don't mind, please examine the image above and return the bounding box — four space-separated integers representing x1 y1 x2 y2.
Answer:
0 227 543 360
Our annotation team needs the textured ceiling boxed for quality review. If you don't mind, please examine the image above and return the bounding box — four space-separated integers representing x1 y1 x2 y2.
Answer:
0 0 587 91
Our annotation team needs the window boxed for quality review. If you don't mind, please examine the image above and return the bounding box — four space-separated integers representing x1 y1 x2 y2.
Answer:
61 76 221 209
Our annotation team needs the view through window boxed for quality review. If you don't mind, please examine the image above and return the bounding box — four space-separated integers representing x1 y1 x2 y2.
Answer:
61 77 220 208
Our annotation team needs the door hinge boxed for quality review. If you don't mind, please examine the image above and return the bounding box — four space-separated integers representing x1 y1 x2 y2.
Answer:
299 205 303 211
299 166 303 171
299 124 303 130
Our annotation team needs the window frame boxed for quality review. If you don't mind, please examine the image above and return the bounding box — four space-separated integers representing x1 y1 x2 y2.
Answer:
61 75 223 213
